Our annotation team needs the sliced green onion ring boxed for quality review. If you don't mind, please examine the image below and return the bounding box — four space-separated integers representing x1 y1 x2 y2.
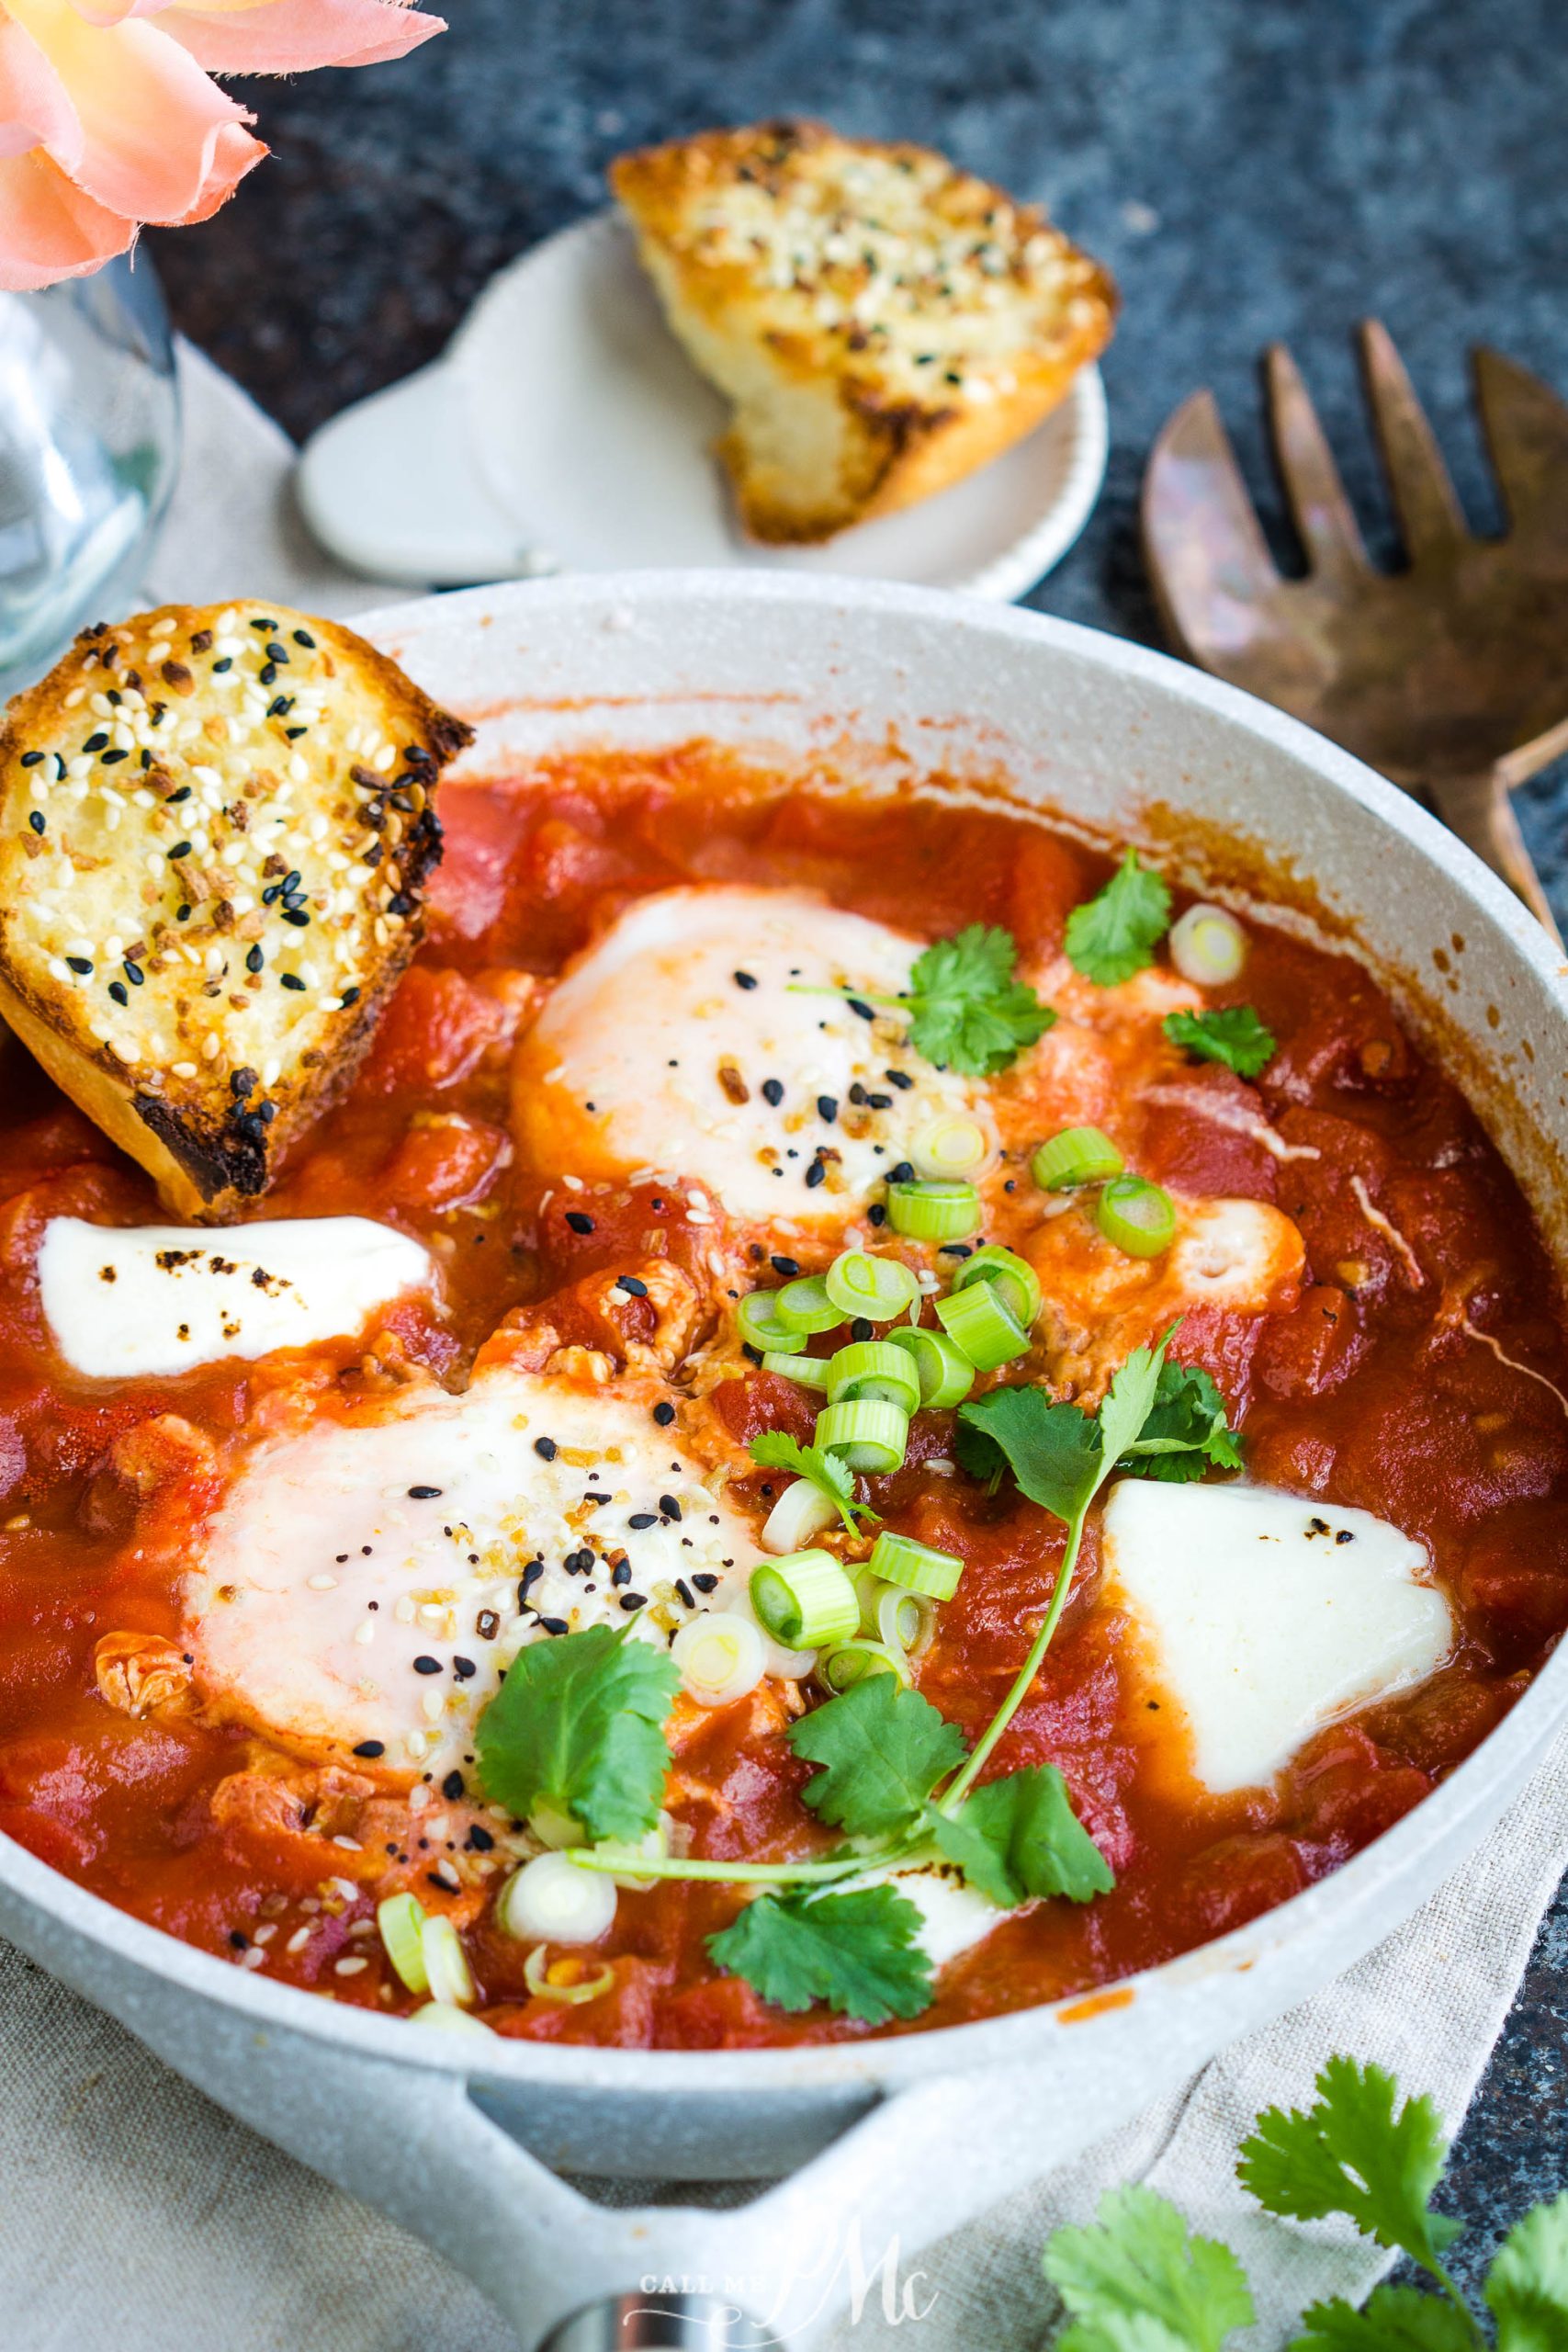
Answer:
909 1112 994 1182
524 1944 618 2006
762 1349 831 1390
1032 1125 1124 1192
867 1528 964 1602
823 1248 921 1323
499 1850 617 1943
528 1796 587 1851
761 1475 840 1555
824 1338 921 1415
886 1179 981 1243
885 1324 975 1408
736 1291 807 1353
1097 1174 1178 1259
1170 902 1247 986
934 1278 1029 1370
774 1273 843 1336
817 1637 912 1693
377 1891 430 1995
949 1244 1042 1329
421 1913 476 2007
750 1549 860 1647
875 1581 936 1658
813 1397 909 1474
672 1611 768 1707
408 2003 493 2035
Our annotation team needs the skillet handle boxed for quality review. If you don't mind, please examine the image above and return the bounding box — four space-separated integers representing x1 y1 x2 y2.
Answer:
1427 766 1563 944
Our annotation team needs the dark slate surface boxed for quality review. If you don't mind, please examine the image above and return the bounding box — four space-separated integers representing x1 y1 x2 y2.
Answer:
152 0 1568 2290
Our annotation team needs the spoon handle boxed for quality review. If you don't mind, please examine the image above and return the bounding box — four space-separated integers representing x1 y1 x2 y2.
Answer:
1427 768 1563 947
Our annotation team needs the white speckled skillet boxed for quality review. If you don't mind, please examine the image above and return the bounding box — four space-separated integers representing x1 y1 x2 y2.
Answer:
3 575 1565 2352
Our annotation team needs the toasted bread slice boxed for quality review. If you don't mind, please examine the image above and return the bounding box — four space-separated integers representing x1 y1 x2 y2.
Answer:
0 602 472 1221
611 119 1116 544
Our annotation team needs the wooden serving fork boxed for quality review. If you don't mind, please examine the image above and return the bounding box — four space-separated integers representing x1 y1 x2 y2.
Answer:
1142 322 1568 944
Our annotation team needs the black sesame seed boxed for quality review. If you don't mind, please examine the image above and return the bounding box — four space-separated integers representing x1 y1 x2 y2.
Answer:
412 1656 442 1675
339 986 360 1006
212 657 232 673
1336 1528 1355 1544
100 747 129 765
617 1594 646 1611
442 1770 465 1801
140 749 152 768
258 1101 276 1123
28 810 44 835
741 1342 763 1366
886 1069 914 1090
675 1578 695 1609
653 1401 676 1426
285 726 308 739
231 1068 256 1097
65 956 92 975
611 1561 632 1586
266 695 291 718
534 1436 558 1460
249 618 276 630
387 892 415 917
165 785 191 803
865 1092 893 1111
229 1931 249 1951
660 1495 681 1521
733 969 758 989
519 1561 544 1598
261 883 282 905
817 1095 839 1123
265 641 289 663
19 751 42 767
353 1740 386 1758
692 1572 719 1594
565 1548 594 1574
466 1825 495 1852
761 1078 785 1106
851 1317 874 1342
847 999 875 1021
539 1617 570 1636
108 981 128 1006
940 1242 973 1259
175 904 191 922
565 1210 594 1235
124 961 143 986
805 1160 827 1189
771 1255 800 1278
259 662 276 685
453 1657 477 1680
889 1161 915 1185
245 945 264 973
83 731 108 752
867 1203 887 1227
280 973 307 991
617 1274 649 1297
627 1512 658 1530
168 841 192 859
408 1485 443 1499
293 628 316 649
281 908 310 927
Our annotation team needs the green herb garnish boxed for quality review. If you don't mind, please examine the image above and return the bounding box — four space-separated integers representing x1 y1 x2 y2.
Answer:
931 1764 1115 1908
792 922 1055 1075
1116 1360 1244 1484
1045 2184 1256 2352
749 1429 880 1533
474 1622 679 1843
1065 851 1173 986
1163 1004 1278 1078
706 1884 934 2026
788 1674 967 1840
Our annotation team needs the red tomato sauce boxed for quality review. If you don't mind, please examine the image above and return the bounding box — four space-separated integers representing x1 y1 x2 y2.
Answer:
1 744 1564 2047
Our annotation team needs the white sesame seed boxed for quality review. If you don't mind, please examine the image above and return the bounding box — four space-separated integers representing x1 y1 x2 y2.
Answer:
63 687 85 708
110 1037 139 1064
354 1619 376 1646
306 1573 338 1590
239 1947 266 1971
253 1923 277 1946
263 1057 281 1086
285 1927 310 1955
201 1034 221 1061
422 1690 445 1723
333 1956 368 1977
173 1061 197 1079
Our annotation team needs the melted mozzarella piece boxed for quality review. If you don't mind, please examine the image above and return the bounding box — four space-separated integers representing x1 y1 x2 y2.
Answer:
1101 1479 1452 1794
513 885 979 1226
847 1857 1005 1973
37 1215 433 1379
184 1366 757 1777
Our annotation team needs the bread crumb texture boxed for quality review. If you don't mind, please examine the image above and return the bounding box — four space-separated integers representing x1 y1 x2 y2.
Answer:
612 118 1117 541
0 602 472 1219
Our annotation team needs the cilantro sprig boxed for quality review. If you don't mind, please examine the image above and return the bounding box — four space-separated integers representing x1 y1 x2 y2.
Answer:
749 1429 880 1533
1041 2056 1568 2352
1116 1360 1245 1484
1065 851 1173 986
474 1622 680 1843
706 1883 934 2026
1164 1004 1278 1078
793 922 1055 1076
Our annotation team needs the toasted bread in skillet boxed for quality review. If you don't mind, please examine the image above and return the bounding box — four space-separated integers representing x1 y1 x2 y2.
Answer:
611 118 1116 543
0 602 472 1221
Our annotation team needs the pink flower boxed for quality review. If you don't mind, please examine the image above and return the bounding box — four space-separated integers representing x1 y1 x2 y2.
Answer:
0 0 444 291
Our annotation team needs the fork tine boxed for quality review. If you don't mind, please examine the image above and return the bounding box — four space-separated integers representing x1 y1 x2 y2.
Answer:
1472 345 1568 528
1358 319 1468 558
1141 389 1280 656
1263 343 1368 577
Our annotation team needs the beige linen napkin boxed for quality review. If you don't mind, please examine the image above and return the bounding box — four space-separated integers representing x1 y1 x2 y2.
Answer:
2 342 1562 2352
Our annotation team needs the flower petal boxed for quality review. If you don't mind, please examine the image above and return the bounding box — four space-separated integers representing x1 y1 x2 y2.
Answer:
0 147 132 289
158 0 445 73
0 16 77 160
6 2 265 222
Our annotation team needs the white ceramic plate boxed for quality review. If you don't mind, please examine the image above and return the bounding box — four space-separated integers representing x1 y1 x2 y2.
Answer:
297 211 1108 601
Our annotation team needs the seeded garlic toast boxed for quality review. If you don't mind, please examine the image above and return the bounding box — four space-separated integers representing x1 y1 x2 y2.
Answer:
611 119 1116 544
0 602 472 1221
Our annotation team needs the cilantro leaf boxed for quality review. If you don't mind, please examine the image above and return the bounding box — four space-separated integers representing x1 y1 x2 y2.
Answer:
1291 2286 1475 2352
1043 2184 1255 2352
1238 2057 1461 2281
931 1764 1113 1906
1065 853 1174 987
1096 1339 1172 1475
789 1675 967 1839
1486 2189 1568 2352
1117 1361 1243 1484
474 1623 680 1842
955 1383 1101 1524
749 1430 879 1533
902 923 1055 1076
1163 1006 1277 1079
707 1884 933 2023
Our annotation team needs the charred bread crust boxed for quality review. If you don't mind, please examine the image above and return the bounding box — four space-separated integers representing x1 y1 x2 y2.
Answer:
611 119 1116 543
0 602 472 1221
